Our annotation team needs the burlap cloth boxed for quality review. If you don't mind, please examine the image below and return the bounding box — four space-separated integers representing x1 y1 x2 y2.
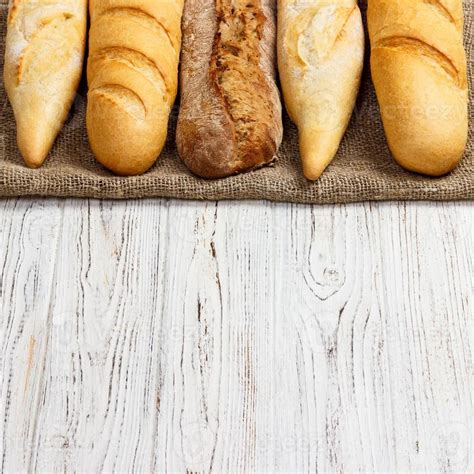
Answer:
0 1 472 203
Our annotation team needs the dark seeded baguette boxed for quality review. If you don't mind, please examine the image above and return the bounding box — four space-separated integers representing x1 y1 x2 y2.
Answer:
176 0 283 179
86 0 184 175
368 0 468 176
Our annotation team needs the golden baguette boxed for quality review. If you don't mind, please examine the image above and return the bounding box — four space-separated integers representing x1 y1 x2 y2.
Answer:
368 0 468 176
4 0 87 167
87 0 184 175
278 0 364 180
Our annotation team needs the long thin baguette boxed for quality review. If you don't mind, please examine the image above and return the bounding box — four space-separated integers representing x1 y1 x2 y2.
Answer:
87 0 184 175
176 0 283 179
278 0 364 181
368 0 468 176
3 0 87 167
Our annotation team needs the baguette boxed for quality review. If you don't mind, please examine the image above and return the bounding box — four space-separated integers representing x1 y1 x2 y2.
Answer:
278 0 364 181
3 0 87 167
87 0 184 175
176 0 283 179
368 0 468 176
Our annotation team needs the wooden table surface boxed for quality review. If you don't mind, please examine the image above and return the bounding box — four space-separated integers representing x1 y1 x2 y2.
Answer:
0 198 472 473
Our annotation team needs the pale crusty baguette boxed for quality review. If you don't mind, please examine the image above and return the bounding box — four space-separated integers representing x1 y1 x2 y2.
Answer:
368 0 468 176
87 0 184 175
3 0 87 168
278 0 364 181
176 0 283 179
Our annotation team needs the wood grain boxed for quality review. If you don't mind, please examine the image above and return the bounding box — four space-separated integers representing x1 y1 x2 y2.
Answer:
0 198 63 472
0 199 472 473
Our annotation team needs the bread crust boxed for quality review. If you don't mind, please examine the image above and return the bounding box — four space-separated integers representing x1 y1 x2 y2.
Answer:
4 0 87 167
176 0 283 179
86 0 184 176
368 0 468 176
278 0 364 181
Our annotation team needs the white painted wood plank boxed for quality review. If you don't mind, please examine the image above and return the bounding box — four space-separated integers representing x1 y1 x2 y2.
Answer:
27 199 170 473
0 198 63 473
151 200 473 473
0 199 472 473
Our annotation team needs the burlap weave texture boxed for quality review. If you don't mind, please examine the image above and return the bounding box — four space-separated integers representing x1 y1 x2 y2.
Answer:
0 1 472 203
